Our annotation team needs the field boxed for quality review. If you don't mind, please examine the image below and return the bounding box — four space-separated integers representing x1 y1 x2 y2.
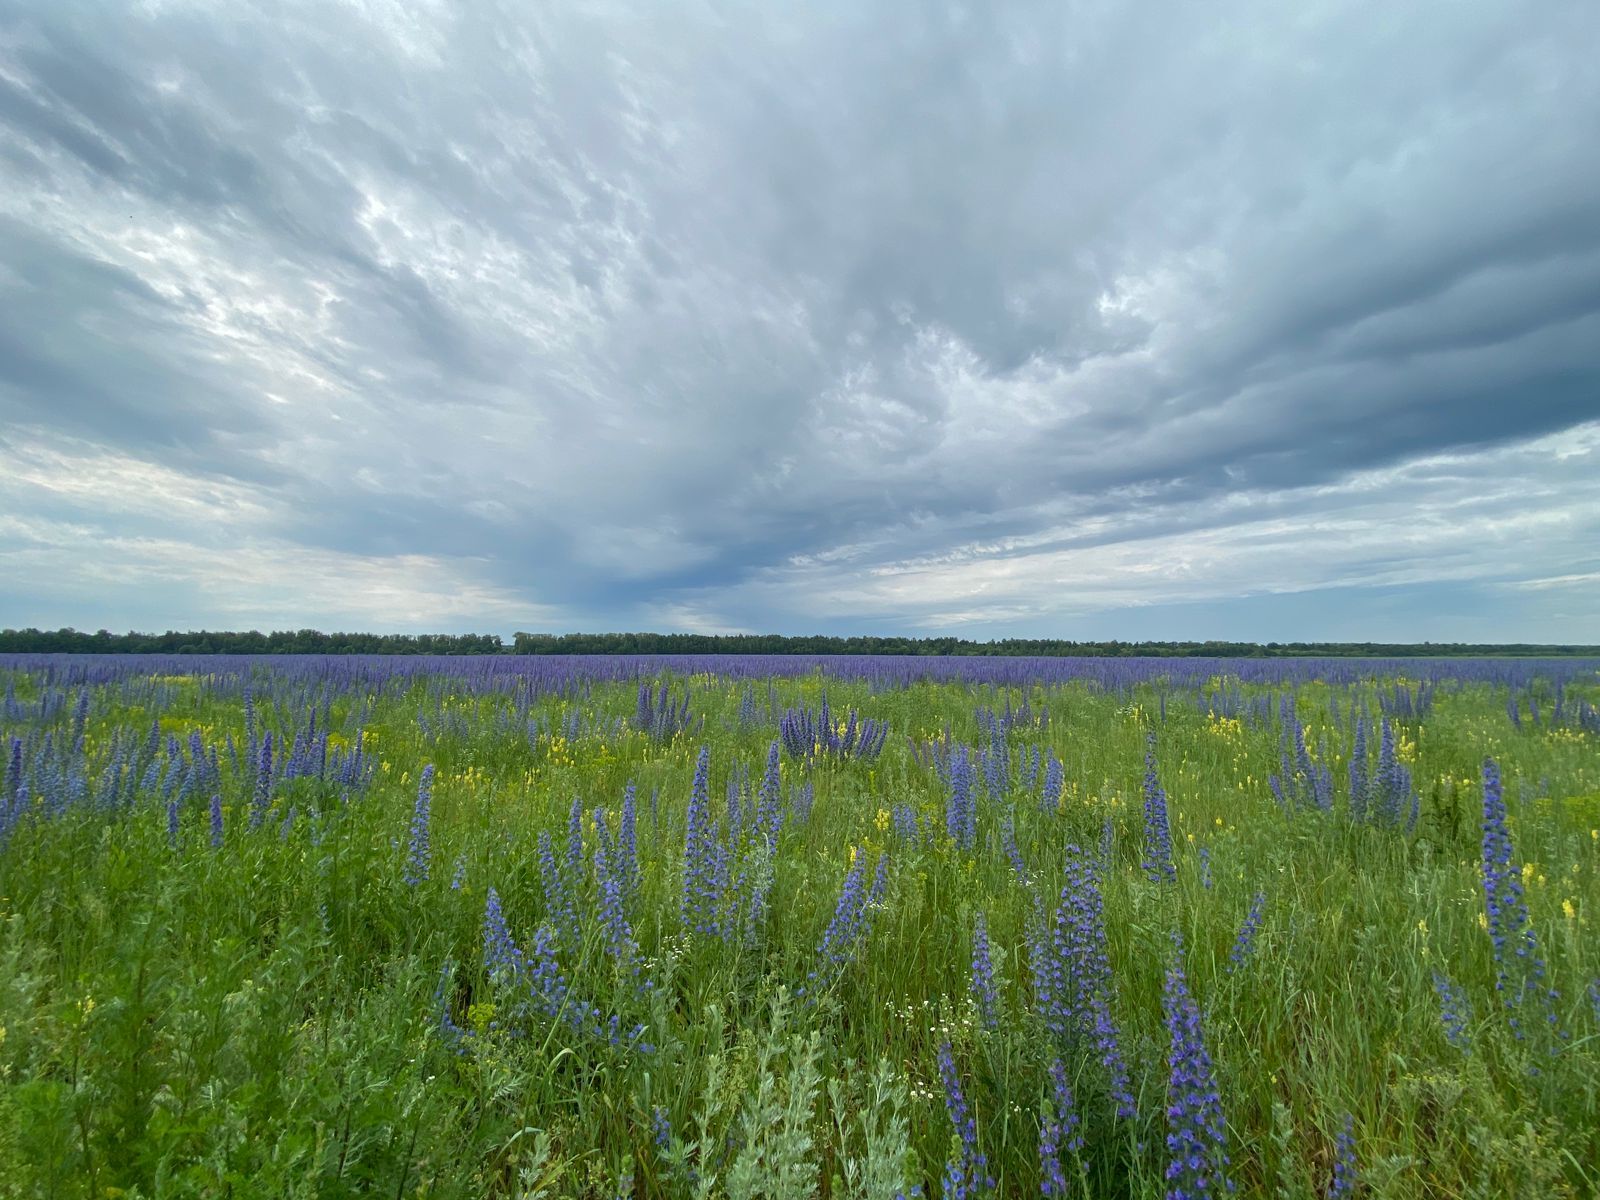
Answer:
1 654 1598 1199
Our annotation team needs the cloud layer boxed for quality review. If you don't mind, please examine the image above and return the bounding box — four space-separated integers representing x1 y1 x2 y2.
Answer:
2 0 1598 638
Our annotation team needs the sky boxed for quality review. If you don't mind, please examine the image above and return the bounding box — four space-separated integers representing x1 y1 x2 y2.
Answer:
1 0 1598 642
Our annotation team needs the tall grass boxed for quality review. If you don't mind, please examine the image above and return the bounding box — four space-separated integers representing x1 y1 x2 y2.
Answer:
1 663 1597 1197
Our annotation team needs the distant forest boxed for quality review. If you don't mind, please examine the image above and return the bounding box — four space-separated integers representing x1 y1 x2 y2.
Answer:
1 627 1597 657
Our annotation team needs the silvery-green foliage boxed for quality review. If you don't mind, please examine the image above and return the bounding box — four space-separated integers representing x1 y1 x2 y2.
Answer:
726 990 824 1200
829 1058 915 1200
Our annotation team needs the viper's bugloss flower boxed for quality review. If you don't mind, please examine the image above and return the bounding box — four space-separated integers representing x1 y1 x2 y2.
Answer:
946 745 977 851
1432 970 1472 1051
1039 1056 1082 1197
1163 940 1232 1199
1228 893 1266 971
937 1041 992 1199
403 764 434 885
1142 734 1176 885
1329 1113 1357 1199
970 911 999 1031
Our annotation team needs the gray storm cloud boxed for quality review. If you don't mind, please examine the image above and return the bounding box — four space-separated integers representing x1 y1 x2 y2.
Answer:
1 0 1597 637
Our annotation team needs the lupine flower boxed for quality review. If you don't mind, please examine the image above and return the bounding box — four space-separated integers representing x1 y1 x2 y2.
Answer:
209 792 223 849
1329 1113 1357 1199
1142 735 1176 885
1586 978 1600 1024
1198 847 1213 891
1039 1056 1083 1198
1228 893 1266 971
969 912 999 1031
450 855 468 890
1163 940 1232 1199
937 1042 993 1199
1432 971 1472 1051
404 764 434 886
166 792 180 848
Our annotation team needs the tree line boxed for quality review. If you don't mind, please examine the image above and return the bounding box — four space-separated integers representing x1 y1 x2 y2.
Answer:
1 627 1596 657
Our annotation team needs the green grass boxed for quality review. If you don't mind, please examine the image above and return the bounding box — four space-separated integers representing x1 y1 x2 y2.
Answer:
1 668 1597 1198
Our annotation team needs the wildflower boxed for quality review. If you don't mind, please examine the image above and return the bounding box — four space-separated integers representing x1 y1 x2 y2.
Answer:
166 792 180 848
1163 939 1232 1199
806 852 883 994
1432 971 1472 1051
1198 848 1213 891
1329 1113 1357 1199
755 741 784 847
537 830 581 951
209 792 223 849
1142 735 1176 885
1001 811 1027 878
1480 758 1557 1033
434 961 470 1054
682 746 724 937
1029 845 1112 1040
567 794 584 878
969 912 999 1031
1228 893 1267 971
937 1042 993 1199
595 835 636 970
1041 753 1064 814
1091 990 1138 1119
248 731 273 829
652 1105 673 1153
403 764 434 886
1039 1056 1082 1197
946 746 977 851
1347 717 1369 822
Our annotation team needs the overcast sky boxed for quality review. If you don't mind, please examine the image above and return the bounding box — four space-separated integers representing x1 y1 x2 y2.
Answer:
2 0 1598 641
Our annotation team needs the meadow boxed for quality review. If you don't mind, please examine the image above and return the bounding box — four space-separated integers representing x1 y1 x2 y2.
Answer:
1 653 1597 1199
